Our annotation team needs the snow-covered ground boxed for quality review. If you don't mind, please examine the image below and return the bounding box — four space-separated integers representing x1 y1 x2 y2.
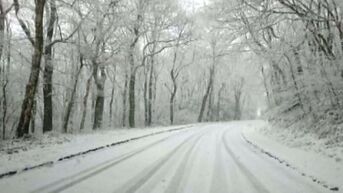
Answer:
0 121 340 193
0 125 194 175
243 120 342 191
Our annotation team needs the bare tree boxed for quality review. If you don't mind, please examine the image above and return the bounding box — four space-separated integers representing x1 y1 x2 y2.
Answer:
15 0 46 138
0 0 12 139
127 0 144 128
233 77 245 120
42 0 57 133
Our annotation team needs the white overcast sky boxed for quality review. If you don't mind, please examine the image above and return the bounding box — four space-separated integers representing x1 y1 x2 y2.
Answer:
179 0 209 12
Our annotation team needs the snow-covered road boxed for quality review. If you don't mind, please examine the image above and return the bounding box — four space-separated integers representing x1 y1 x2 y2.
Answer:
0 122 333 193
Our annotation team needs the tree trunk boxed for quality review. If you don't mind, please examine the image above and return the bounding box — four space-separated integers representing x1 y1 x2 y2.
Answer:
0 4 9 139
261 66 271 107
109 82 115 127
206 86 214 121
127 10 140 128
233 79 244 120
128 71 136 128
42 0 57 133
1 78 7 139
147 57 154 126
63 60 84 133
42 55 53 132
122 72 128 127
30 98 37 134
169 67 178 125
170 84 177 125
128 38 139 128
170 96 175 125
144 67 148 126
80 75 92 131
109 66 116 127
198 67 214 122
93 89 105 130
1 40 9 140
16 0 46 138
284 53 305 113
93 65 106 130
0 0 5 61
234 98 241 120
216 84 224 121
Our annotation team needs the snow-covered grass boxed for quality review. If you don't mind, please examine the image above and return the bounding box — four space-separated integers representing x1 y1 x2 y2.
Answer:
243 120 343 190
260 122 343 163
0 125 194 175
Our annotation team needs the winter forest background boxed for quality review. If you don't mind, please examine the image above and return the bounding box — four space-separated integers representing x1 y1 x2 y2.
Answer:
0 0 342 141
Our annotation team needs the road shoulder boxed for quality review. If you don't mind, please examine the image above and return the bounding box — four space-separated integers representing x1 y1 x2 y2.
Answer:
242 121 342 192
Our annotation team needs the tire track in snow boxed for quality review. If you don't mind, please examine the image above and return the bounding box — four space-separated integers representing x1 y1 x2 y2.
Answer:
222 130 271 193
111 130 206 193
209 131 230 193
163 131 203 193
225 129 327 193
31 128 195 193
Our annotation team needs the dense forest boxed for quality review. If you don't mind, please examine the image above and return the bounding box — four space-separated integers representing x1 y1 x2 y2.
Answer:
0 0 342 140
234 0 343 139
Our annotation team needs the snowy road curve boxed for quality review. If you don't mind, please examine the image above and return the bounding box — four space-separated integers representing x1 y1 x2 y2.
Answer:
0 123 331 193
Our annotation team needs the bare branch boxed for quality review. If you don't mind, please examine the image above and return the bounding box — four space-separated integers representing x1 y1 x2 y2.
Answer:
47 12 90 48
13 0 34 46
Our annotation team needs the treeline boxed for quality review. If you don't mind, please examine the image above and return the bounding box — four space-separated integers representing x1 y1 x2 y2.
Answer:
0 0 257 139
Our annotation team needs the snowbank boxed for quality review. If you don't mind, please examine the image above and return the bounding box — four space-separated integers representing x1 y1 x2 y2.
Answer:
243 121 343 191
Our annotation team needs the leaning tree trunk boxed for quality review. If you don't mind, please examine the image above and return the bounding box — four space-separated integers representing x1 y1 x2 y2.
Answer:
63 59 84 133
284 53 305 113
43 0 57 133
16 0 46 138
198 67 214 122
